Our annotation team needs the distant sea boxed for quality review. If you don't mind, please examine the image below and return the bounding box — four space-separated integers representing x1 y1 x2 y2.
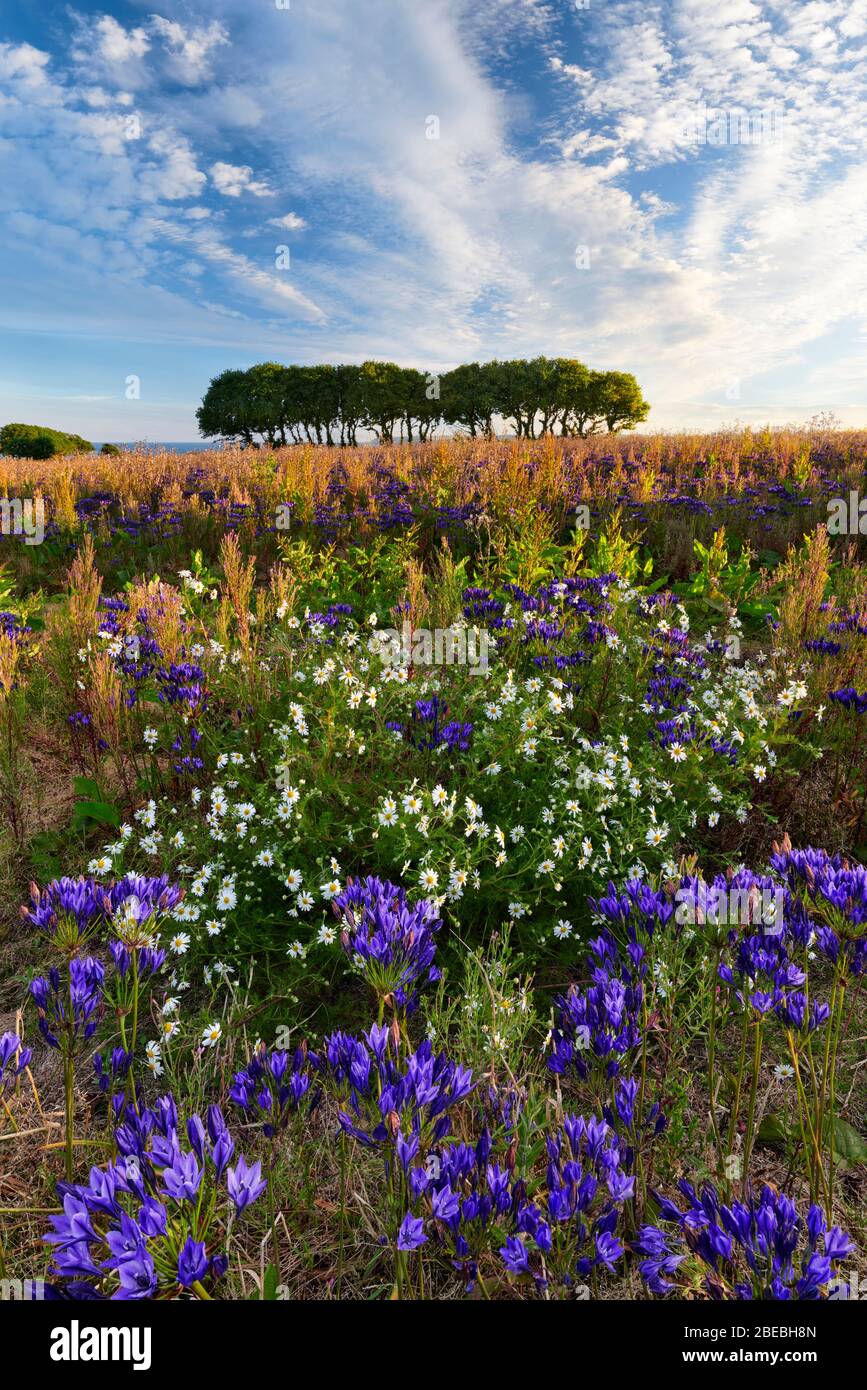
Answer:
93 442 222 453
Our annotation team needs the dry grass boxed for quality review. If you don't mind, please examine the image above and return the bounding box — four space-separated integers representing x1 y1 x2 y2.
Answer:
0 425 865 521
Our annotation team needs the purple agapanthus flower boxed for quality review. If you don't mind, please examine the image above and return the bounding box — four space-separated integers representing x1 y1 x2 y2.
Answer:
326 1028 473 1153
42 1093 264 1300
226 1155 267 1213
229 1040 321 1137
0 1031 32 1091
23 877 109 943
397 1212 427 1251
334 876 442 1010
29 958 105 1049
636 1181 854 1300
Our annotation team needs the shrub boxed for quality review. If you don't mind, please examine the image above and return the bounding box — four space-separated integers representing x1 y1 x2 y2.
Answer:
0 422 93 458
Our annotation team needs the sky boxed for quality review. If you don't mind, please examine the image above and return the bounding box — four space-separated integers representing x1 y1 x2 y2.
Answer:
0 0 866 441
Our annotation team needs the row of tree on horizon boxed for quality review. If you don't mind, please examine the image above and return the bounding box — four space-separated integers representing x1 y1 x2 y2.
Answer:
196 358 650 447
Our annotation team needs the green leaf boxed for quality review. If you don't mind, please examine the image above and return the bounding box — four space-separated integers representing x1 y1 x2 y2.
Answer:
738 599 773 620
72 800 120 829
828 1117 867 1165
262 1264 280 1300
757 1113 796 1148
72 775 102 800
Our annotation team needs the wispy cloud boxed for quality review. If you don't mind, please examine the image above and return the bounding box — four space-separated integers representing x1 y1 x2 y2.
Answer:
0 1 866 437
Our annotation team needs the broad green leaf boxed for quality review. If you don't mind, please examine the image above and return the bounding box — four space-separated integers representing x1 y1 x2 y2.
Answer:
73 799 120 828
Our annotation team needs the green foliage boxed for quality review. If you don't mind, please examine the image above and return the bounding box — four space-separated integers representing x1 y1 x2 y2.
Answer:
71 776 121 832
0 422 93 458
441 358 649 439
196 357 650 445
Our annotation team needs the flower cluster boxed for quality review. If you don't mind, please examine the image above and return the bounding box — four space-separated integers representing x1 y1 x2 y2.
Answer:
44 1095 266 1299
394 1109 635 1298
636 1181 854 1300
108 874 185 942
771 840 867 978
334 876 442 1010
29 958 105 1049
24 877 109 946
326 1027 473 1150
829 686 867 715
548 927 646 1088
229 1041 321 1136
396 1129 516 1279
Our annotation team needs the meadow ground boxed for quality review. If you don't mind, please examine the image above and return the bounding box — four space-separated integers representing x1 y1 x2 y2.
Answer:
0 426 866 1303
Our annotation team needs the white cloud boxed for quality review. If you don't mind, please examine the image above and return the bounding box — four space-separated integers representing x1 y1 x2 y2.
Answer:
210 161 274 197
144 216 325 321
0 41 51 90
70 12 228 89
3 0 867 434
149 17 229 84
269 213 307 230
94 16 150 65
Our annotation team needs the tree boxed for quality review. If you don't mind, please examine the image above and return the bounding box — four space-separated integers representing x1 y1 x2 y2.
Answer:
398 368 443 442
490 359 532 438
246 362 289 446
196 370 257 446
195 357 650 445
486 357 564 438
277 366 321 444
591 370 651 434
440 363 497 437
334 365 365 446
523 357 562 437
357 360 406 443
546 358 596 436
307 365 343 446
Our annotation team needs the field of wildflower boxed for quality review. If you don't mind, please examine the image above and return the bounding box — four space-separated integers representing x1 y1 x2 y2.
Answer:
1 426 866 1312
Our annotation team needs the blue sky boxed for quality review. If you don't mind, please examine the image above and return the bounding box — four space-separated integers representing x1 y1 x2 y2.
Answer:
1 0 866 440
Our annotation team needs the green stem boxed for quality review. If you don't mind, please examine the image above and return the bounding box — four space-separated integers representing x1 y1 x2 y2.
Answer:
786 1031 829 1210
826 979 846 1220
64 969 76 1183
707 953 722 1162
741 1019 764 1192
337 1133 347 1300
725 1011 750 1191
126 949 140 1112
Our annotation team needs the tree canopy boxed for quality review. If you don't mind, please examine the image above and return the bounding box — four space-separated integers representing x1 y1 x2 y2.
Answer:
196 357 649 446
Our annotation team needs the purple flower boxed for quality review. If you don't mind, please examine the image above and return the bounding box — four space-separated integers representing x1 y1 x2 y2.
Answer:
639 1182 855 1300
499 1236 529 1273
43 1093 254 1298
227 1156 267 1213
431 1183 460 1224
115 1250 157 1300
397 1213 427 1251
335 876 441 1010
29 958 105 1050
161 1150 202 1203
23 877 108 942
0 1031 32 1090
230 1041 320 1137
326 1031 473 1152
177 1236 209 1287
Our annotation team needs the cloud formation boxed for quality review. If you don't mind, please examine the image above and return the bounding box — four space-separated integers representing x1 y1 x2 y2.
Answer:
0 1 865 437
